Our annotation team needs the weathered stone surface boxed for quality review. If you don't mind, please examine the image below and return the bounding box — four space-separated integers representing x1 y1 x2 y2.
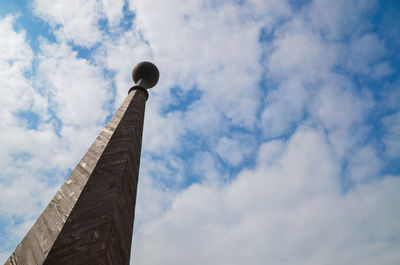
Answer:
5 89 147 265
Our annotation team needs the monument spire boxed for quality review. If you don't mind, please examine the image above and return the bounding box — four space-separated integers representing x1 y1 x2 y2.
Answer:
5 62 159 265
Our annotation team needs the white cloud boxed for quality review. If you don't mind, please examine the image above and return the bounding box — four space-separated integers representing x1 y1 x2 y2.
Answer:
347 145 383 182
345 33 390 76
261 19 338 137
0 15 42 122
261 6 377 161
382 111 400 159
0 14 114 257
381 79 400 111
33 40 115 170
37 41 111 128
261 78 308 137
0 15 64 254
246 0 292 27
308 0 377 40
101 0 125 27
129 0 268 128
127 1 399 263
132 127 400 265
96 0 292 154
312 79 373 158
95 29 153 107
32 0 104 46
216 135 254 166
191 152 223 183
0 14 45 176
268 29 337 81
0 252 10 265
371 61 393 79
257 139 285 167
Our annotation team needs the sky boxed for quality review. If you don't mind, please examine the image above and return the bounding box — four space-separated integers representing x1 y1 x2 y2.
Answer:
0 0 399 264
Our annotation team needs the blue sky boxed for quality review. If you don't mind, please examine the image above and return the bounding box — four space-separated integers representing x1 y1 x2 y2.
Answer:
0 0 400 264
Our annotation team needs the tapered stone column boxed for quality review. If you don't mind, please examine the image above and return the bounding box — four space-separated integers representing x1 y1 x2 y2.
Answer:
5 62 159 265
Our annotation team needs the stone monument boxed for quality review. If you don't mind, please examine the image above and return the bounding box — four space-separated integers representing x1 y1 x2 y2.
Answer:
5 61 159 265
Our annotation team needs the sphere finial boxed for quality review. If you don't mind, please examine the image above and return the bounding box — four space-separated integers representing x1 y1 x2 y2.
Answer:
132 61 159 89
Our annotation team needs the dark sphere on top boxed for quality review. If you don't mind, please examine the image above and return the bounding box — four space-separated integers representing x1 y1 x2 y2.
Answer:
132 61 159 88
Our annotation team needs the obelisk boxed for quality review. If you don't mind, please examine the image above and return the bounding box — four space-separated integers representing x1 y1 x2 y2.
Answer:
5 62 159 265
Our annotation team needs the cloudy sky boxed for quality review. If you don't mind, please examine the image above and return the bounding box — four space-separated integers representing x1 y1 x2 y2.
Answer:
1 0 400 264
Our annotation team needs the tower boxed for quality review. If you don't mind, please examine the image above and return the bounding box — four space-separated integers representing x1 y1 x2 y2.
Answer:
5 62 159 265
